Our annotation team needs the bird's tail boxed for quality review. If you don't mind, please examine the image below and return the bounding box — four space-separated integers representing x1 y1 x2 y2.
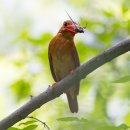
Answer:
66 93 78 113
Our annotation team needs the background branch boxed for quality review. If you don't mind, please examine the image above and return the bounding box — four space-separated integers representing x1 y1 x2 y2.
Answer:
0 39 130 130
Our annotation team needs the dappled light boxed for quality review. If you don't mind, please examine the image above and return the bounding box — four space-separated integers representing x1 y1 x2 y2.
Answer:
0 0 130 130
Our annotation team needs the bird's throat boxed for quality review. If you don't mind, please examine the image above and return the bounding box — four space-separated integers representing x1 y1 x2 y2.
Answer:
65 28 76 35
58 28 75 36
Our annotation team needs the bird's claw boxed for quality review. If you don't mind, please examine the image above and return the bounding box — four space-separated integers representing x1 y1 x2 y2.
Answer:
70 70 74 75
51 83 57 92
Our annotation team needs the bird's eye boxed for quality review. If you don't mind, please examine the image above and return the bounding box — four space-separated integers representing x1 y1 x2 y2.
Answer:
64 22 67 27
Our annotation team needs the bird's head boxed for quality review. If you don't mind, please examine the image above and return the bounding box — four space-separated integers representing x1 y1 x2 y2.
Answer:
58 20 84 36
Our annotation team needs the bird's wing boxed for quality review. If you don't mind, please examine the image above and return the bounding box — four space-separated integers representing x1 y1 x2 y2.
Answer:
48 44 58 82
72 45 80 67
70 43 80 95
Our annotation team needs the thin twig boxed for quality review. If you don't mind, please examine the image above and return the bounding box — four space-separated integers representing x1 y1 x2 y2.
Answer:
27 116 50 130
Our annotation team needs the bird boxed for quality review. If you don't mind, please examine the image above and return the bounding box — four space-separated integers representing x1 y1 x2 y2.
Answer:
48 20 84 113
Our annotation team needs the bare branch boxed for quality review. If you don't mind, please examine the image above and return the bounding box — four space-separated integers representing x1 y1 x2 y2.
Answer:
0 39 130 130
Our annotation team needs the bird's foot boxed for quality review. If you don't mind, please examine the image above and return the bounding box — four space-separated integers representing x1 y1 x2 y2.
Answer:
51 82 57 92
52 82 57 87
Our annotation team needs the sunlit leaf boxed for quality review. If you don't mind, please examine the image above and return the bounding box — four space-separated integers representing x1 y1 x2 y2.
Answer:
125 113 130 125
2 1 130 130
22 125 38 130
57 117 79 121
117 124 129 130
8 127 20 130
19 31 52 45
57 117 88 122
97 124 129 130
19 120 37 126
27 33 52 45
102 10 113 17
113 75 130 83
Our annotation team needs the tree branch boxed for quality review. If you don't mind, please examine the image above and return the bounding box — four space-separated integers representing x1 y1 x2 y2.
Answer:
0 39 130 130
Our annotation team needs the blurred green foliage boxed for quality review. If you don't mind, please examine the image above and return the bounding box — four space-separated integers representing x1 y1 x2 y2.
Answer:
8 125 38 130
113 75 130 83
10 79 31 102
0 0 130 130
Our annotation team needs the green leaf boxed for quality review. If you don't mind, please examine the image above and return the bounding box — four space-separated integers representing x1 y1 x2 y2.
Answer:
57 117 79 121
19 32 52 45
113 75 130 83
22 125 38 130
117 124 129 130
8 122 38 130
19 120 37 126
97 124 129 130
28 33 52 45
125 113 130 125
57 117 88 122
8 127 20 130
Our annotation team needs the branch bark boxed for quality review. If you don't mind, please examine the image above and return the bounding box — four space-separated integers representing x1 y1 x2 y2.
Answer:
0 39 130 130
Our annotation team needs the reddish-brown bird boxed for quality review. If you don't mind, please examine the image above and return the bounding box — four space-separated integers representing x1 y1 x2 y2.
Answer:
48 20 84 113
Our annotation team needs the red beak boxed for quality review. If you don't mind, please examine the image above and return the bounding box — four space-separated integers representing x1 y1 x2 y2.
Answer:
66 23 84 34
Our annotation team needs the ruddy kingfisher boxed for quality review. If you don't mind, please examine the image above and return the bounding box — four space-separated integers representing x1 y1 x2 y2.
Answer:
48 19 84 113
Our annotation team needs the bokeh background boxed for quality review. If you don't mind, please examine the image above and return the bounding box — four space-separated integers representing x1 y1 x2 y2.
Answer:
0 0 130 130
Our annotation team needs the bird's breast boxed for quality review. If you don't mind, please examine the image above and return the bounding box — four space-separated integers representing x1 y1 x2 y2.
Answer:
50 37 75 79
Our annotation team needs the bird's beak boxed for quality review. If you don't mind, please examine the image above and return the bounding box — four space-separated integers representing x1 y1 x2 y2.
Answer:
67 23 84 33
74 25 84 33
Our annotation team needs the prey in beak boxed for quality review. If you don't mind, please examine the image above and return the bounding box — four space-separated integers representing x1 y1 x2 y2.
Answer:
66 11 85 33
